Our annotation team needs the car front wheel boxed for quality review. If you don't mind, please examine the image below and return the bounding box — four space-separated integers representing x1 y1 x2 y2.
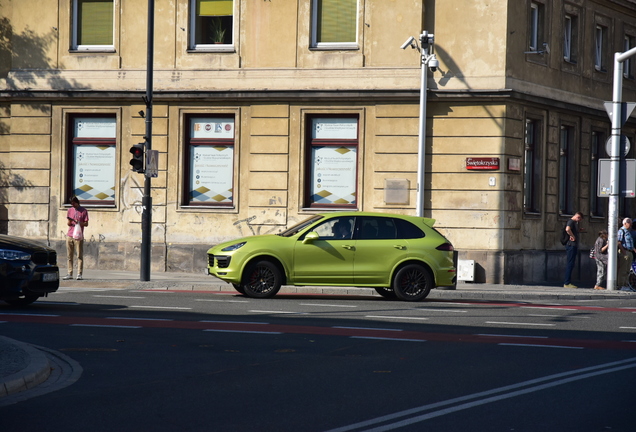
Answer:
242 260 282 299
392 264 433 301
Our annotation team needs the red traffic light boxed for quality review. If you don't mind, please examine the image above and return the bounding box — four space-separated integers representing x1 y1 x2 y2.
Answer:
129 143 145 173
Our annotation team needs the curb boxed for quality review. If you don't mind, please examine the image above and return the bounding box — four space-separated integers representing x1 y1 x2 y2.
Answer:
0 337 51 398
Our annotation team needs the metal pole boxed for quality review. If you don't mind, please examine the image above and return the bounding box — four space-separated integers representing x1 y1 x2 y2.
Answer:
415 31 429 217
141 0 154 282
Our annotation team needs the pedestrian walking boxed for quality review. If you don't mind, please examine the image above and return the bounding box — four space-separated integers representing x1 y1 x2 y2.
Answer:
64 196 89 280
563 212 583 288
593 230 609 290
617 218 636 291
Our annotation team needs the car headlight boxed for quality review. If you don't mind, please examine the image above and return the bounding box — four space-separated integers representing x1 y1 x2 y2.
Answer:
221 242 246 252
0 249 31 261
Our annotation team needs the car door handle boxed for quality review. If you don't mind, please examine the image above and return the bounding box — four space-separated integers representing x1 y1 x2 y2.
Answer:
393 245 406 250
341 245 355 250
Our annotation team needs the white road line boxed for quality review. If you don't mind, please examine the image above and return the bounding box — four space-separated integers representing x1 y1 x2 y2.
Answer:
324 357 636 432
350 336 425 342
498 343 583 349
476 334 548 339
521 306 577 311
200 320 269 325
203 329 282 335
70 324 141 329
106 317 174 321
130 306 192 310
365 315 429 321
486 321 555 327
620 326 636 329
526 314 590 319
36 301 79 305
248 310 307 315
416 308 467 313
333 326 403 332
195 299 249 303
94 295 146 299
299 303 358 308
0 313 60 317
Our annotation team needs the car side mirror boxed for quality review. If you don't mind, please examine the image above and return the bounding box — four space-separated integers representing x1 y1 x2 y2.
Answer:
303 231 319 243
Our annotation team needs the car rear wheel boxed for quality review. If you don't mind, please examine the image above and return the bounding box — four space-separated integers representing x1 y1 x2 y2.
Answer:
242 260 282 299
374 287 397 299
392 264 433 301
4 294 40 306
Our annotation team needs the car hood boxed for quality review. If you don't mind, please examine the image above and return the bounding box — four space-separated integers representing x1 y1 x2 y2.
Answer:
0 234 54 252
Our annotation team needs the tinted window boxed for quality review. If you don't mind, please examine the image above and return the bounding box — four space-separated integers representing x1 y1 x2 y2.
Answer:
312 217 354 240
395 218 425 239
357 217 397 240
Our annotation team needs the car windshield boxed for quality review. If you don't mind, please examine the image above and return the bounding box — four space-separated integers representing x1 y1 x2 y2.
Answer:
278 215 324 237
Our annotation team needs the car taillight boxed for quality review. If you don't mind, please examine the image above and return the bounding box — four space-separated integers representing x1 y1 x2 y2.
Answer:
436 243 454 251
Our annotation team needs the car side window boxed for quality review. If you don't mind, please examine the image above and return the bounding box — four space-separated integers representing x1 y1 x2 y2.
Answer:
394 218 425 239
312 217 354 240
357 217 398 240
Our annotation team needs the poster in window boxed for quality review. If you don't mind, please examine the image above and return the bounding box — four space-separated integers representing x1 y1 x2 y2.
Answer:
310 146 357 205
73 144 116 201
190 145 234 204
75 117 116 138
191 117 234 139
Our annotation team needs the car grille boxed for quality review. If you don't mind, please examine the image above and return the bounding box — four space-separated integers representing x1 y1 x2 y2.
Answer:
215 255 231 269
32 250 57 266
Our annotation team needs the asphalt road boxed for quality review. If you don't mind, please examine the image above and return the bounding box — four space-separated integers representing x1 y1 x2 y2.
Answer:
1 286 636 431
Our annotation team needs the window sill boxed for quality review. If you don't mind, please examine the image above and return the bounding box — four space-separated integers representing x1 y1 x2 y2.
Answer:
310 43 359 51
188 45 235 53
70 48 116 53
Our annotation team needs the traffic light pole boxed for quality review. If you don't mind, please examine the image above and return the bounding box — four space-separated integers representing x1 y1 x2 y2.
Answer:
140 0 155 282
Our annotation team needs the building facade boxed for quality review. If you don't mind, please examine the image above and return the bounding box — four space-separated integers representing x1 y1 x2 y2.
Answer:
1 0 636 284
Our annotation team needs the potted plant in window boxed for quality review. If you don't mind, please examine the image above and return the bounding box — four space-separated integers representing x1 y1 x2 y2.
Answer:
209 17 226 44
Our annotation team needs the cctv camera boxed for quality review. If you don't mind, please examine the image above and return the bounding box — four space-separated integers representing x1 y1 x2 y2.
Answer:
428 56 439 72
401 36 416 50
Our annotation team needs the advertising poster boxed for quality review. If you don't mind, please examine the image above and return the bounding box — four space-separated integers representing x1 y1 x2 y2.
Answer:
73 144 116 201
310 146 357 205
190 145 234 203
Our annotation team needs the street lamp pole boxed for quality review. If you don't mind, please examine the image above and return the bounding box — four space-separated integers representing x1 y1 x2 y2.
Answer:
402 31 438 217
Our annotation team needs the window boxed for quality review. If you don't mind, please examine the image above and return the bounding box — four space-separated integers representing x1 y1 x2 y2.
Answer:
72 0 114 51
559 125 577 215
190 0 234 50
311 0 358 49
66 115 117 205
595 25 607 71
563 14 578 63
524 118 543 213
305 116 358 208
184 116 235 206
529 2 544 52
625 34 635 79
590 131 605 217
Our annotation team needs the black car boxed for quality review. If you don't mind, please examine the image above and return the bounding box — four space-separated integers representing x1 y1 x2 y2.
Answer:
0 234 59 306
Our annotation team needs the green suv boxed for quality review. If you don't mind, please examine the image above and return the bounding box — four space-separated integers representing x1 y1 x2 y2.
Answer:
206 212 456 301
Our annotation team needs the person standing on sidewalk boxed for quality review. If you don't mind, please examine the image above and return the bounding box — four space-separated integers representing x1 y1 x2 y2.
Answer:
617 218 636 291
64 197 89 281
593 230 609 290
563 212 583 288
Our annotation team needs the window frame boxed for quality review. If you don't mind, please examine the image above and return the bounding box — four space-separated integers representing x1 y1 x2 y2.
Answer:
310 0 359 50
529 2 544 52
590 130 606 218
523 117 543 214
65 114 118 207
563 13 578 64
304 114 360 210
71 0 116 52
182 114 236 208
594 25 606 71
189 0 236 52
559 124 577 216
624 34 635 79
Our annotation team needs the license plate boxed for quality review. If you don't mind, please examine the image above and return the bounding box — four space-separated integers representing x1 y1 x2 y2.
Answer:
43 273 58 282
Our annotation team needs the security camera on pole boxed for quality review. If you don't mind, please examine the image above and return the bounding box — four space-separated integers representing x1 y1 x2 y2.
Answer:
401 31 439 217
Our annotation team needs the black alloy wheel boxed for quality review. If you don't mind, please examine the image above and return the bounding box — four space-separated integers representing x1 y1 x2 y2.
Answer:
392 264 433 301
242 260 282 298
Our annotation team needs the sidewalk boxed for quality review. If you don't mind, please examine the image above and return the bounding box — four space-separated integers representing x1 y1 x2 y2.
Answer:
2 269 635 400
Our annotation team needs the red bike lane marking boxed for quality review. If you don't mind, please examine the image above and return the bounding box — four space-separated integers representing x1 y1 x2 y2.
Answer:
1 312 635 351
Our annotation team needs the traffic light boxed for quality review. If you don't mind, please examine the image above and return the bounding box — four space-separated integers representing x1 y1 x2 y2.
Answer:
129 143 145 173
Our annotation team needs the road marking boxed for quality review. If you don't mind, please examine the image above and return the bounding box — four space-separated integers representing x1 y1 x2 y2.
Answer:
203 329 282 335
526 314 590 319
486 321 556 327
36 301 79 305
498 343 583 349
106 317 173 321
94 295 146 299
248 310 307 315
333 326 402 332
70 324 141 329
324 357 636 432
130 306 192 310
415 308 467 313
300 303 358 308
351 336 425 342
0 313 60 317
195 299 249 303
620 326 636 329
476 334 548 339
521 306 577 311
200 320 269 325
365 315 429 321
